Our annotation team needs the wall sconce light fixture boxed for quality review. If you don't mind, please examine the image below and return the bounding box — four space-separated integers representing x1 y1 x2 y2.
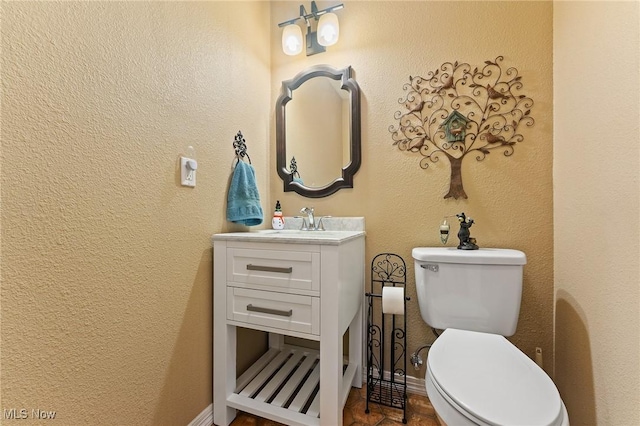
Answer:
278 1 344 56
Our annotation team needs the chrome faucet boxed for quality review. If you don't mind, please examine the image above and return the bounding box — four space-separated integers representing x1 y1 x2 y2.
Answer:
300 207 315 230
297 207 331 231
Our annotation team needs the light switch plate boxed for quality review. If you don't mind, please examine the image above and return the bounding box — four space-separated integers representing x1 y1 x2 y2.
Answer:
180 156 196 187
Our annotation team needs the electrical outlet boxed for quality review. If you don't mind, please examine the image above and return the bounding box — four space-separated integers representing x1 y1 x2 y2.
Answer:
180 157 197 187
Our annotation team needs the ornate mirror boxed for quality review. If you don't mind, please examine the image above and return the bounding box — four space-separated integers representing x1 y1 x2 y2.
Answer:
276 65 361 198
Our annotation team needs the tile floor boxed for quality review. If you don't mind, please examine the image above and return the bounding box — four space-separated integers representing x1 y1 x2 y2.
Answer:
228 387 439 426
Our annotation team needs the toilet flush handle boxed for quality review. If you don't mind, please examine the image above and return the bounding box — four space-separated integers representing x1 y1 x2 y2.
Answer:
421 264 439 272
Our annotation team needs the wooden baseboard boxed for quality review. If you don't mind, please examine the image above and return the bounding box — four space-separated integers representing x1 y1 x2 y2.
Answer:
188 403 213 426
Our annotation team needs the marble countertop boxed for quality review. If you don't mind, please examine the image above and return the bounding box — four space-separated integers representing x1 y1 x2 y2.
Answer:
212 229 365 245
212 217 365 245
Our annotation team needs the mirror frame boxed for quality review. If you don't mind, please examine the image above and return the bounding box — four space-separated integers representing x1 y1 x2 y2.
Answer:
276 65 361 198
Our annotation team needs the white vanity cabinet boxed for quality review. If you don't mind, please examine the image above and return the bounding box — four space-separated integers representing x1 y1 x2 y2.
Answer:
213 230 365 426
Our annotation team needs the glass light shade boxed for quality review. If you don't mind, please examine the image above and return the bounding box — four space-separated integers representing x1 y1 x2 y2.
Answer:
317 13 339 47
282 24 303 56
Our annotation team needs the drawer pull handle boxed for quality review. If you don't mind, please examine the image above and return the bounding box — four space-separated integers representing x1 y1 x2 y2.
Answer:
246 264 293 274
246 304 293 317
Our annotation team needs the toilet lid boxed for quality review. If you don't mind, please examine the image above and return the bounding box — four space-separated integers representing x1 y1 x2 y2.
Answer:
428 328 563 426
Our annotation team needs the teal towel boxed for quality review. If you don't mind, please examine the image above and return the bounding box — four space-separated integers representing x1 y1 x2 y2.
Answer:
227 161 263 226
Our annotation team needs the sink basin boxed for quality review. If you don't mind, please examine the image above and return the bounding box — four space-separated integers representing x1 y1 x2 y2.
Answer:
260 229 353 237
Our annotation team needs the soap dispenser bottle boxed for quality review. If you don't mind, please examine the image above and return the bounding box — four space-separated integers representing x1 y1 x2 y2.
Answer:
272 200 285 230
439 219 450 244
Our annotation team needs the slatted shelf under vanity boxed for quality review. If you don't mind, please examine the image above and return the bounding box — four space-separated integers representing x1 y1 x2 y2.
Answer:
227 345 357 426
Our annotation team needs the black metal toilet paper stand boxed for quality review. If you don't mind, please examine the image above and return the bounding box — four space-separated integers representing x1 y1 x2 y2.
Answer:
364 253 409 424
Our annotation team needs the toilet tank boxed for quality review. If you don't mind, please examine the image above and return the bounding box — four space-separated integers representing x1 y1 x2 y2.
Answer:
412 247 526 336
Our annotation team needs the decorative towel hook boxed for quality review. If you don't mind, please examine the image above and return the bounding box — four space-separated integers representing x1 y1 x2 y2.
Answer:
233 131 251 165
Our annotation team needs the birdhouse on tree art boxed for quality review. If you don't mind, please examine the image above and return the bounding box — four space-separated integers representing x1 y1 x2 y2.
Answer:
441 111 470 143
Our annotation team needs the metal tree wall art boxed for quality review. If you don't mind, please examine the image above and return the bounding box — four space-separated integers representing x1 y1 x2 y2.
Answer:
389 56 534 199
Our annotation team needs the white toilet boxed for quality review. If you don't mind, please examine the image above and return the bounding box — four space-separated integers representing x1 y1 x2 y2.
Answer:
412 247 569 426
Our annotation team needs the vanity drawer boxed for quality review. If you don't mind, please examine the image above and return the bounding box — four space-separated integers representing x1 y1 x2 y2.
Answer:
227 248 320 292
227 287 320 335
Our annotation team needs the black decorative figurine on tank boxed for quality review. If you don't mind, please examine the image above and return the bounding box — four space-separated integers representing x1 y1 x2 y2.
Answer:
457 212 479 250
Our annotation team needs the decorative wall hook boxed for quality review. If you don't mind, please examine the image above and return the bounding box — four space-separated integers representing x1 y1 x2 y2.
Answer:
389 56 535 199
233 130 251 165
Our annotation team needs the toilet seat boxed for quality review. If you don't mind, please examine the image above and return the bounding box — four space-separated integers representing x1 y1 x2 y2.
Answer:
427 328 566 426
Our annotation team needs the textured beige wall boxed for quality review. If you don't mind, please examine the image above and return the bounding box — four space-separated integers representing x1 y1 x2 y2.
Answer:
1 2 270 424
554 2 640 425
270 0 554 377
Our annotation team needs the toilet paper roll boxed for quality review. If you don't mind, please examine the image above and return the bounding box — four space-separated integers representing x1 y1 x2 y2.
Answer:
381 286 405 315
